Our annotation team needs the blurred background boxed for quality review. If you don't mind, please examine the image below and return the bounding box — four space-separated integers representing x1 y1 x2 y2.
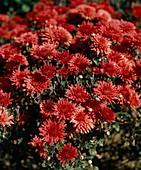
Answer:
0 0 141 16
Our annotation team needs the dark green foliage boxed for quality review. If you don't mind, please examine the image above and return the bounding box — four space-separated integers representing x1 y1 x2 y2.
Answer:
0 0 39 16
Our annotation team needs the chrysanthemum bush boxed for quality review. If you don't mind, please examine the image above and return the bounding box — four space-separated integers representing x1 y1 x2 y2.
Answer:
0 0 141 169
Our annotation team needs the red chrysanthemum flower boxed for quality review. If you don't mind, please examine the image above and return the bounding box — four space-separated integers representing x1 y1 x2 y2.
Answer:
55 5 69 14
59 23 76 32
0 90 13 107
39 118 66 145
39 62 57 79
101 105 116 124
76 4 97 20
90 67 102 75
0 108 14 127
68 53 90 74
10 15 26 23
29 42 57 60
10 68 30 89
69 0 85 8
52 13 66 24
133 33 141 51
15 32 38 46
100 60 121 76
28 135 48 158
113 13 122 19
71 106 94 134
56 66 70 77
0 43 20 60
0 14 9 24
88 1 114 14
132 4 141 18
93 81 119 104
0 27 7 38
24 71 51 96
55 50 72 64
67 8 81 25
58 143 78 164
9 24 30 40
100 20 123 42
105 50 124 63
119 21 136 35
82 97 102 121
32 2 46 13
97 9 111 22
36 5 64 25
118 84 141 109
77 21 95 37
83 101 104 125
90 34 111 55
28 135 42 148
54 98 76 120
35 11 58 28
5 23 16 30
117 55 136 83
119 33 135 49
40 25 72 46
66 83 89 103
40 99 55 118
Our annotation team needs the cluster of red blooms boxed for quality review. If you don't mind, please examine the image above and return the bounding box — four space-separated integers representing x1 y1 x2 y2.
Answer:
0 0 141 165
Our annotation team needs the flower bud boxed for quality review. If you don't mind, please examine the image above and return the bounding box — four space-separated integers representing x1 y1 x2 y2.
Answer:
107 131 110 136
26 43 29 47
79 155 84 160
79 75 83 79
119 94 123 98
91 33 95 37
47 156 51 161
88 160 92 164
88 108 93 112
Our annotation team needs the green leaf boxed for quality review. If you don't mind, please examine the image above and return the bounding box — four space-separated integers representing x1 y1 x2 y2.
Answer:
21 4 30 13
90 148 97 156
14 0 21 3
42 163 47 168
99 141 103 147
94 166 99 170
